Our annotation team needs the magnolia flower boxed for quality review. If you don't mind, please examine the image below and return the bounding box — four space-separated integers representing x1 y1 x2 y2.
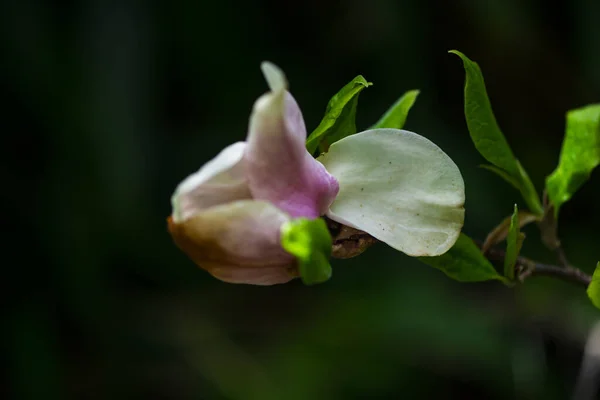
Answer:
168 62 465 285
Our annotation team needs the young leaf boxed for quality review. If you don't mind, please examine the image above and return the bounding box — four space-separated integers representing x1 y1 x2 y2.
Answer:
419 233 508 283
504 204 525 280
280 218 333 285
306 76 372 154
371 90 420 129
450 50 543 216
482 208 538 253
449 50 519 176
546 104 600 217
587 262 600 310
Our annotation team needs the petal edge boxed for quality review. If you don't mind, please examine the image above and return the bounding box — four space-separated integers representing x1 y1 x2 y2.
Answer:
318 128 465 256
171 142 251 222
245 65 339 218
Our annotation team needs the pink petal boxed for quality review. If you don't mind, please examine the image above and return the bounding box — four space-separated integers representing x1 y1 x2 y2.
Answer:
244 63 339 218
168 200 297 285
171 142 252 222
209 265 297 285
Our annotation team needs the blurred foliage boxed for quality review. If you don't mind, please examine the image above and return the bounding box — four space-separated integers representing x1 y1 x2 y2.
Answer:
588 263 600 310
2 0 600 399
546 104 600 217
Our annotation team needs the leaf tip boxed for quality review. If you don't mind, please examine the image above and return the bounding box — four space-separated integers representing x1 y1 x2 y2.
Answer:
448 49 465 58
405 89 420 100
354 75 373 88
587 262 600 309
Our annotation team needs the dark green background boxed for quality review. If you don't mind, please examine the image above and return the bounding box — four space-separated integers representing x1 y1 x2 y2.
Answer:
3 0 600 398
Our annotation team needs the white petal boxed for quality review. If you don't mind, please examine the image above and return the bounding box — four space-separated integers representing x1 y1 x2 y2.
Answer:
317 128 465 256
171 142 251 222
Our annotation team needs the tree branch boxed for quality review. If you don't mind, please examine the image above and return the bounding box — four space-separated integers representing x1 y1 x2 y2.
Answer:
482 245 592 288
326 217 592 288
539 191 572 268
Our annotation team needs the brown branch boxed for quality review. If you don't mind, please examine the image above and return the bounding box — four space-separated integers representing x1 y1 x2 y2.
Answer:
482 245 592 288
326 217 592 288
539 191 572 268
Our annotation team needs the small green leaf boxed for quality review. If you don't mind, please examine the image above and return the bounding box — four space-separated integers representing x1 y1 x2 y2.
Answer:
280 218 333 285
482 208 538 253
419 233 508 283
306 76 372 154
546 104 600 217
450 50 543 216
587 262 600 309
371 90 420 129
504 204 525 280
449 50 518 176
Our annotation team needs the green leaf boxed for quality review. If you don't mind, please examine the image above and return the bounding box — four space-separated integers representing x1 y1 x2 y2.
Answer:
449 50 518 175
546 104 600 217
450 50 543 216
587 262 600 310
306 76 372 154
280 218 333 285
371 90 419 129
504 204 525 280
419 233 508 283
482 208 538 253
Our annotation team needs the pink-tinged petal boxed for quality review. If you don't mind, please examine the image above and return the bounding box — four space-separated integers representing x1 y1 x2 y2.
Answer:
171 142 252 222
167 200 297 285
244 62 339 218
209 265 298 285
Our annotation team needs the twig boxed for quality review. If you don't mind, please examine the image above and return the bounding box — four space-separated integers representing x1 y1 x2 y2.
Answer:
482 245 592 288
326 218 592 288
530 263 592 287
539 191 571 268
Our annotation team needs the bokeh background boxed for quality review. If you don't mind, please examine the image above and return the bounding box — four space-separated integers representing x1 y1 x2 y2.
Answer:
3 0 600 398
